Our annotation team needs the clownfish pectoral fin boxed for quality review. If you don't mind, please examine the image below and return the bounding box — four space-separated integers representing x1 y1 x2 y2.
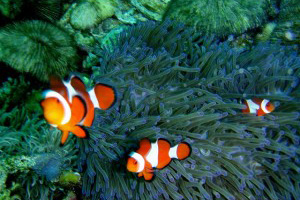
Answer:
91 83 116 110
256 109 265 116
71 126 87 138
145 167 154 173
137 138 151 155
143 171 154 181
60 131 70 145
138 172 143 177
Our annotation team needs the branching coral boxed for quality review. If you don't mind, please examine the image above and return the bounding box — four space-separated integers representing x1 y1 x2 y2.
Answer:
78 20 300 200
0 20 78 82
164 0 267 38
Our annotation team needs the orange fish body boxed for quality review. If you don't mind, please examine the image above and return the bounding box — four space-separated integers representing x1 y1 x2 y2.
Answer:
127 138 191 180
41 75 116 144
242 98 275 116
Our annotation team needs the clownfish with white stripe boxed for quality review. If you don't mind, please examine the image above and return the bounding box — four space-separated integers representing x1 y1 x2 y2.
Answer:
40 75 116 145
127 138 191 181
241 98 275 116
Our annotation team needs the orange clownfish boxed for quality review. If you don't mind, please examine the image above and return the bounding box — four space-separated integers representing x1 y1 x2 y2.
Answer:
127 138 191 181
40 75 116 145
242 98 275 116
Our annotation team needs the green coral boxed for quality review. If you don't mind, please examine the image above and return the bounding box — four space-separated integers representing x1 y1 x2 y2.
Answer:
130 0 171 21
256 22 277 42
164 0 267 38
0 20 78 82
0 79 78 200
59 171 81 186
270 0 300 45
77 21 300 199
0 0 22 19
27 0 64 22
0 76 30 108
0 155 36 191
0 119 78 199
70 0 116 30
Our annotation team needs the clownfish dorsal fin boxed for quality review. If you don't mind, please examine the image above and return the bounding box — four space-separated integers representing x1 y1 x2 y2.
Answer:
70 76 87 94
49 76 69 101
89 83 116 110
137 138 152 156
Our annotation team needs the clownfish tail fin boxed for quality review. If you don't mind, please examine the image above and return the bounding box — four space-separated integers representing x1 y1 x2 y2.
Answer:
176 142 191 160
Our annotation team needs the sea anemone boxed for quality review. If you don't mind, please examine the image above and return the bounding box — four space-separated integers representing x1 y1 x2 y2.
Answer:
78 20 300 199
164 0 267 38
0 20 78 82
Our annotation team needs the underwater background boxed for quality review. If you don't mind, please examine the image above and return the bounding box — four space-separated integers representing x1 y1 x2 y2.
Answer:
0 0 299 199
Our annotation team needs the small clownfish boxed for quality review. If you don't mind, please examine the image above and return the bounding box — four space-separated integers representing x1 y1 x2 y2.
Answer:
242 98 275 116
127 138 191 181
40 75 116 145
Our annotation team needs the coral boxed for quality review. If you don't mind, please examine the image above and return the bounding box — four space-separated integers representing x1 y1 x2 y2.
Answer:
0 75 30 108
130 0 171 21
59 171 81 186
0 20 78 82
270 0 300 45
256 22 277 42
0 75 43 129
78 20 300 199
70 0 116 30
164 0 267 38
0 105 78 200
0 0 23 19
0 155 36 192
33 153 64 181
0 182 21 200
26 0 64 22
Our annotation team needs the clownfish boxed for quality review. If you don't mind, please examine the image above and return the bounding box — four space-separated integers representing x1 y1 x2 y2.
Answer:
127 138 191 181
242 98 275 116
40 75 116 145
